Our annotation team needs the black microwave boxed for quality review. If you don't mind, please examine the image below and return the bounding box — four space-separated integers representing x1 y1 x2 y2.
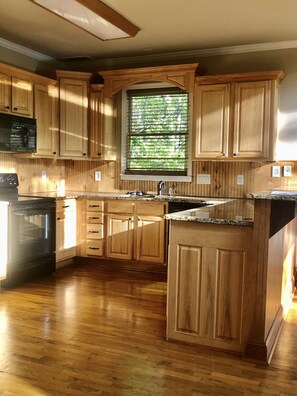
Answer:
0 113 36 153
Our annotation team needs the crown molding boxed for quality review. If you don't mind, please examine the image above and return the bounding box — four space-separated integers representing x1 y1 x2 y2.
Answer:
1 37 297 67
0 37 54 62
89 40 297 70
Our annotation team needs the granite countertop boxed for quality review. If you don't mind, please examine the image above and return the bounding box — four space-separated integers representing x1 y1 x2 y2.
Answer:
20 191 227 204
249 190 297 200
20 191 254 226
165 199 254 226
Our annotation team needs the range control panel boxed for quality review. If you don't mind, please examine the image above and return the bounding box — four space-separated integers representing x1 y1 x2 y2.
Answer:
0 173 19 188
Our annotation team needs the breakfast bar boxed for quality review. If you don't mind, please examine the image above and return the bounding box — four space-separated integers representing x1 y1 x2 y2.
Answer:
165 194 296 364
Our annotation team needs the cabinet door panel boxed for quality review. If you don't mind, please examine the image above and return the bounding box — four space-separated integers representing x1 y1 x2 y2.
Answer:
136 216 165 263
0 72 11 112
106 214 133 260
193 84 229 159
34 84 58 157
233 81 271 159
59 79 88 157
215 249 244 342
176 245 202 333
11 77 33 116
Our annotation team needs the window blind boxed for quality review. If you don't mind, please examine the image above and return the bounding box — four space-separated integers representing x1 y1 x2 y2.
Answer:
126 87 189 175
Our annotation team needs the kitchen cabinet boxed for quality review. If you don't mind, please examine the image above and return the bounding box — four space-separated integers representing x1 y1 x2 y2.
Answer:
85 200 104 257
57 70 91 158
34 83 58 158
0 72 33 117
135 202 166 263
167 220 253 353
193 84 230 159
193 71 284 161
56 199 77 266
106 200 167 263
89 84 117 160
106 201 134 260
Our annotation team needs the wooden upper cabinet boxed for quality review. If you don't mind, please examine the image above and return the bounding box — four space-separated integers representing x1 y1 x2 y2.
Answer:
89 84 117 160
57 71 91 158
11 77 33 117
34 83 58 157
193 71 284 161
0 72 33 117
193 84 230 159
233 81 271 159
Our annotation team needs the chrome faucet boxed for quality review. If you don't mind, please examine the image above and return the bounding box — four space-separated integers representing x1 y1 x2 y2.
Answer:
157 180 165 196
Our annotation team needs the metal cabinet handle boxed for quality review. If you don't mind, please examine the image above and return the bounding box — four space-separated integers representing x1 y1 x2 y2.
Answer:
62 205 70 208
13 107 18 110
89 247 100 250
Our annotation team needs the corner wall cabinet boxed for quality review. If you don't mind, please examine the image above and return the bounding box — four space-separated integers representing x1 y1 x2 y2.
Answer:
57 70 91 158
193 71 284 161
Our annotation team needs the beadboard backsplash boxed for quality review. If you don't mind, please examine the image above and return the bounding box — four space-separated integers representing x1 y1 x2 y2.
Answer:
1 153 296 198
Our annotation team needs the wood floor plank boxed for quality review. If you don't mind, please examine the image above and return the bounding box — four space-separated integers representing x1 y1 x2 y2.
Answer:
0 263 296 395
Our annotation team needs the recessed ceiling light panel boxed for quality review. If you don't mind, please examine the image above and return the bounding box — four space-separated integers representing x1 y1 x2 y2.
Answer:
31 0 140 40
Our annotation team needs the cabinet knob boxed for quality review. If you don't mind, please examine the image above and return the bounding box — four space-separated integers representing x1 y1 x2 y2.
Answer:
13 107 18 111
5 106 10 109
233 153 237 157
53 151 56 155
83 153 87 156
57 217 61 221
98 153 101 156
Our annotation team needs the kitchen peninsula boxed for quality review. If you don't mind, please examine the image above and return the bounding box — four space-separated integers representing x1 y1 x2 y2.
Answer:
23 189 296 364
166 193 296 364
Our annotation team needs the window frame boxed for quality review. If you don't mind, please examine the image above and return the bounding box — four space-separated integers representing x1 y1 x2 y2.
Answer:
120 82 192 182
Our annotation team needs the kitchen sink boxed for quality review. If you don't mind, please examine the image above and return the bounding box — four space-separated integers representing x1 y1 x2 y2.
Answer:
167 201 209 213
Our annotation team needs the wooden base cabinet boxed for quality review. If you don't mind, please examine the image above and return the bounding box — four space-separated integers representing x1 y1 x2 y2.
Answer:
106 200 167 264
167 221 253 353
106 213 134 260
85 200 104 257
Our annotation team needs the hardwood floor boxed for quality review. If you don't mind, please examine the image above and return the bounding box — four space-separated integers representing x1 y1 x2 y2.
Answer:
0 263 296 396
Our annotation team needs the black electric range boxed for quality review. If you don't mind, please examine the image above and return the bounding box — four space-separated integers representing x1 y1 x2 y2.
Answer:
0 173 56 288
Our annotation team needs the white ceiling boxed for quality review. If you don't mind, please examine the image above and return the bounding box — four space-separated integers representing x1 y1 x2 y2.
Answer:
1 0 297 62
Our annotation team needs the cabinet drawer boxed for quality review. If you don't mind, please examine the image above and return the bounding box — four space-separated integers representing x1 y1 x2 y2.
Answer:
86 200 104 211
136 201 166 216
87 212 104 224
87 224 104 239
56 199 76 212
86 240 103 256
106 200 134 214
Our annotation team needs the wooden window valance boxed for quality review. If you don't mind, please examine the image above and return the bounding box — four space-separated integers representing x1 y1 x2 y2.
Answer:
99 63 205 97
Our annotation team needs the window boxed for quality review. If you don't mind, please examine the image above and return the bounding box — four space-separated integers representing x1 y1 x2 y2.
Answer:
121 84 191 180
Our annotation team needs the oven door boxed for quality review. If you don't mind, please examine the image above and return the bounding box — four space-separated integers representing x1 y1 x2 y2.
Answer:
9 200 56 267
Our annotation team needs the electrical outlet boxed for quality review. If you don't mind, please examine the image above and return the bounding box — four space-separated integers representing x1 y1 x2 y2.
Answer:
283 165 292 177
197 174 211 185
272 166 281 178
94 171 101 181
237 175 244 185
